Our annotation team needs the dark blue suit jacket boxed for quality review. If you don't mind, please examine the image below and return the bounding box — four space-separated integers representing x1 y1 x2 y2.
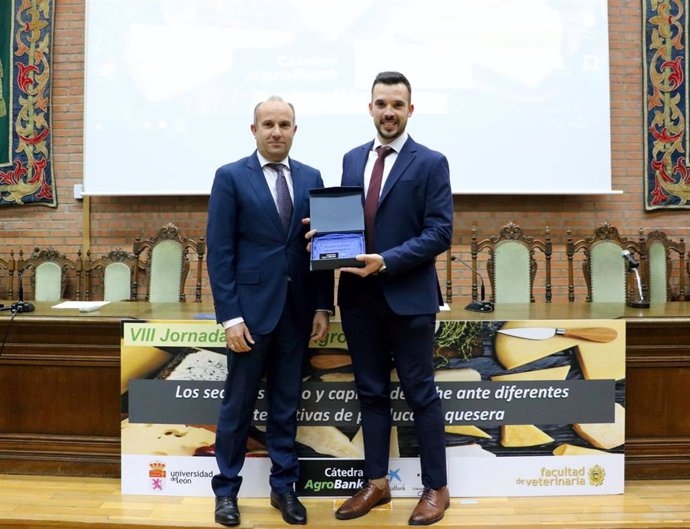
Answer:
338 136 453 315
207 152 334 335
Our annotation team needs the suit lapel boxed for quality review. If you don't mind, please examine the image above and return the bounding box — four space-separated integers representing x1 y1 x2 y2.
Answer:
380 138 416 205
246 155 284 234
345 143 372 188
288 161 307 237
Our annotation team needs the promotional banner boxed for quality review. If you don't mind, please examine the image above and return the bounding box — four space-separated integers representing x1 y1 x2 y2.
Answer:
121 319 625 497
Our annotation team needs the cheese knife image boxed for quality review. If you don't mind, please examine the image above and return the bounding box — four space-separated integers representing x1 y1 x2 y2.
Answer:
496 327 617 343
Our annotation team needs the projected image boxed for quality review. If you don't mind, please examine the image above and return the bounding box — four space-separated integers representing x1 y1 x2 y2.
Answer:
85 0 611 196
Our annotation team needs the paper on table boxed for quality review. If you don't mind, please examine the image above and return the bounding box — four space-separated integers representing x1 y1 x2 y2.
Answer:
52 301 110 311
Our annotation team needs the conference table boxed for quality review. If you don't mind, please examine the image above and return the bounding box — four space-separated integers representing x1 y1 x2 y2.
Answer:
0 301 688 479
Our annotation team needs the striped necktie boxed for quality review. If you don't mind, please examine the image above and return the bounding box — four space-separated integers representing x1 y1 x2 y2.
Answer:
268 163 293 234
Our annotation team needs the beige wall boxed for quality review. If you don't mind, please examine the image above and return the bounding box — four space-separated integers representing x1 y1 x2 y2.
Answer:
1 0 688 303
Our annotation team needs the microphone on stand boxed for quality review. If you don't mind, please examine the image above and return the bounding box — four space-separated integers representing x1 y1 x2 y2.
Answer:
621 250 649 309
451 255 494 313
1 270 35 313
621 249 639 269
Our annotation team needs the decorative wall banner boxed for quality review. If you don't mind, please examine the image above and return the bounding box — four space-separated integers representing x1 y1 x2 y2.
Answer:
121 319 625 498
0 0 56 207
643 0 690 210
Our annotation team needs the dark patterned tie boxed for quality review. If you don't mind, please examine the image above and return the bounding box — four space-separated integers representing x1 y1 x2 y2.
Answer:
269 163 293 234
364 146 393 252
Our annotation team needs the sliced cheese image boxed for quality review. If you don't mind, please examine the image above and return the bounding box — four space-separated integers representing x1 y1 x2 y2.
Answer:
491 365 570 381
553 443 609 456
296 426 364 458
446 444 496 458
500 425 554 447
120 343 173 394
121 419 215 456
445 425 491 438
391 368 481 382
573 403 625 449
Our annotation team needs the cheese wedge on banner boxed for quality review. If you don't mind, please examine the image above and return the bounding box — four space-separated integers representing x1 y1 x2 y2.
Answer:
445 425 491 438
573 403 625 449
491 365 570 381
501 425 554 447
120 342 173 394
576 346 625 381
495 320 625 377
495 321 577 369
296 426 364 458
553 443 609 456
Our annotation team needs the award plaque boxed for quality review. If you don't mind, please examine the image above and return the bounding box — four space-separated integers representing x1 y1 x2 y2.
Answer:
309 186 365 271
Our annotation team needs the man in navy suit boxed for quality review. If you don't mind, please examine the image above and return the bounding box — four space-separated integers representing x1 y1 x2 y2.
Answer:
206 96 334 526
334 72 453 525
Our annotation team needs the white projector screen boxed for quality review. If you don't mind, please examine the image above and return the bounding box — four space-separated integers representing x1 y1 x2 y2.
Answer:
83 0 614 196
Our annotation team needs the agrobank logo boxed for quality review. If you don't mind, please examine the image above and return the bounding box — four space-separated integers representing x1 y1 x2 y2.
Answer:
148 460 167 491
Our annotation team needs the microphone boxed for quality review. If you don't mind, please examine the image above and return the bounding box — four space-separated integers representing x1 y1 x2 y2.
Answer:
621 249 639 269
621 250 649 309
1 270 35 313
451 256 494 313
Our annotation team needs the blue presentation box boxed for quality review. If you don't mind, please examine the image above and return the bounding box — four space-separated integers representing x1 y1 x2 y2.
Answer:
309 186 366 271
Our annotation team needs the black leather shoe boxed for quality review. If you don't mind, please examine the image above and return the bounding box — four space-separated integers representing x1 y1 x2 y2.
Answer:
215 496 240 526
270 490 307 525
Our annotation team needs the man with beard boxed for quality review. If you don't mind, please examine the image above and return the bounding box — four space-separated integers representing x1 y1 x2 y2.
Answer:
332 71 453 525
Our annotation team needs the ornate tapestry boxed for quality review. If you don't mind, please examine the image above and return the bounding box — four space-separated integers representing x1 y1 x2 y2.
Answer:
643 0 690 210
0 0 56 207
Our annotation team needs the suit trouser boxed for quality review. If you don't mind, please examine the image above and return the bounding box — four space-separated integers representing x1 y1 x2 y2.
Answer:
340 279 448 490
212 290 308 497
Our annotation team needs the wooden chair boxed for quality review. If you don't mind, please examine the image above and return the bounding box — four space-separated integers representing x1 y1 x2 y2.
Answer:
83 248 139 301
470 222 552 303
567 222 641 303
133 223 205 302
0 251 16 299
16 247 79 301
638 229 686 302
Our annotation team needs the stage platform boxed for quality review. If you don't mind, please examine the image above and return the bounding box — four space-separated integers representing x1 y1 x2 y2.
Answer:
0 475 689 529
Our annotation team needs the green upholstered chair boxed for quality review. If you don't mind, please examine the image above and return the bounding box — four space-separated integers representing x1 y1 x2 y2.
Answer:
567 223 640 303
470 222 552 304
16 247 78 302
83 248 139 301
640 229 685 302
134 223 205 302
0 251 16 299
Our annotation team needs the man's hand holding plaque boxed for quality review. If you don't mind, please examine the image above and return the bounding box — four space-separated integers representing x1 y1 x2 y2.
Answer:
307 187 366 271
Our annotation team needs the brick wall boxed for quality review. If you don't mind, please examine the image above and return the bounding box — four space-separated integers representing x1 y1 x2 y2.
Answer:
1 0 688 304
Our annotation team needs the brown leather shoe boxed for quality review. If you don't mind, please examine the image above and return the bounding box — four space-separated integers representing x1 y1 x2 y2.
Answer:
408 486 450 525
335 481 392 520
